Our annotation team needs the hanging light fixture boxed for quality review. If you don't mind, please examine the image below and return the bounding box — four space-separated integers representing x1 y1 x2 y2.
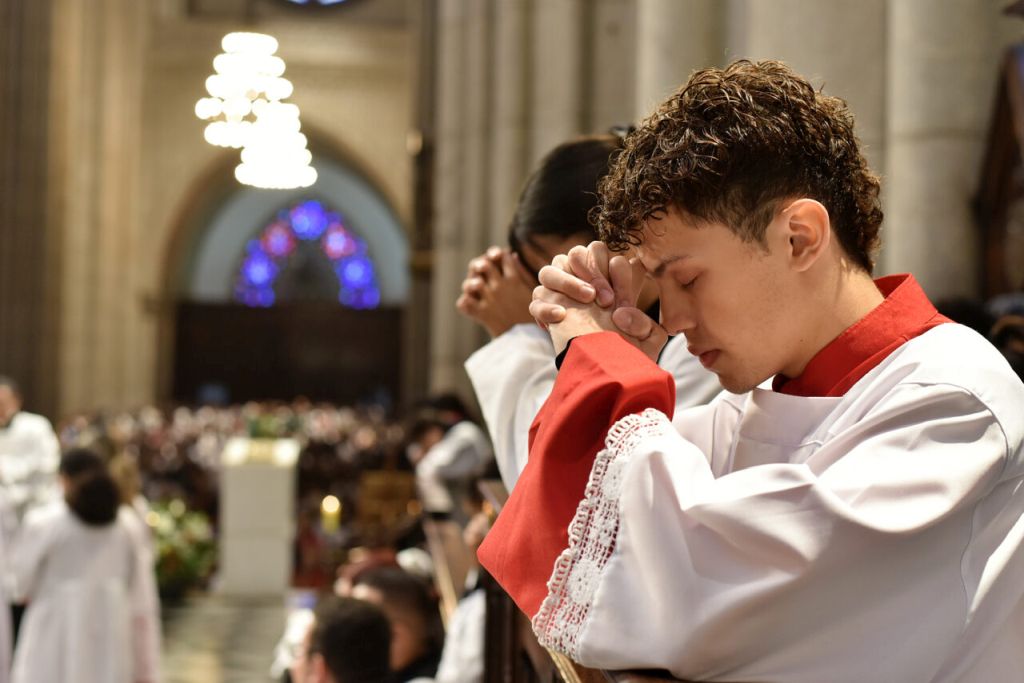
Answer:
235 102 317 189
195 32 317 189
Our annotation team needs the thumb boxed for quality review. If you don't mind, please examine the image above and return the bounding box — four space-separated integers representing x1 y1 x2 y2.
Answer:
612 306 653 338
612 307 668 361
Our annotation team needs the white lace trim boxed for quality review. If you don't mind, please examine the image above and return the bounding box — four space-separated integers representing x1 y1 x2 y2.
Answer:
531 408 672 660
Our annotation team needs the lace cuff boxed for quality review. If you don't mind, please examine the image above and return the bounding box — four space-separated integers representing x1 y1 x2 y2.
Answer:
531 408 672 659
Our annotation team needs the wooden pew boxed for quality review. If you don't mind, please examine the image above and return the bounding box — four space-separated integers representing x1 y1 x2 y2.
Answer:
478 480 691 683
422 516 476 624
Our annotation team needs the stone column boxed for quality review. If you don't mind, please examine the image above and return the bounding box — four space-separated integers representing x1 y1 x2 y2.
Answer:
727 0 887 194
635 0 724 119
487 0 530 246
429 0 493 395
49 0 150 414
0 0 58 416
529 0 586 166
587 0 638 130
884 0 1014 297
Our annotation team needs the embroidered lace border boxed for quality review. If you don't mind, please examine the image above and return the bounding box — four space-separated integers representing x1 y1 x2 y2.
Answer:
531 408 670 659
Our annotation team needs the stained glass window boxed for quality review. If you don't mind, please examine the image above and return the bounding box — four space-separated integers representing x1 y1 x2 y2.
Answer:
234 199 381 309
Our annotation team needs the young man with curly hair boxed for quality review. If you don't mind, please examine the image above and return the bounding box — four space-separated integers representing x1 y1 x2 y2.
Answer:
477 60 1024 682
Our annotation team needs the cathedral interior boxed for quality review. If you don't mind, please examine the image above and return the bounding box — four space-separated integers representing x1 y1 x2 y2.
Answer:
1 1 1023 682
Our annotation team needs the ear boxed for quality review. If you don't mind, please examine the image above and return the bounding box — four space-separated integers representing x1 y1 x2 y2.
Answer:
780 198 830 271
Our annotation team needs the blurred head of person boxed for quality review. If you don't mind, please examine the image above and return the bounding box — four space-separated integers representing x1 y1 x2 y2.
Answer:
291 596 392 683
59 448 120 526
0 375 22 428
508 135 624 278
351 567 443 677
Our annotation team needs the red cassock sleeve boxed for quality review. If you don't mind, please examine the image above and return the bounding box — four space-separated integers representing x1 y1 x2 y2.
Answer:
477 331 676 618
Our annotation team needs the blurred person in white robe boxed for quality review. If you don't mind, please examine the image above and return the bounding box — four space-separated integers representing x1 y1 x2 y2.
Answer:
109 451 162 682
0 489 15 683
0 377 60 522
10 449 154 683
480 60 1024 682
456 137 720 490
408 395 493 526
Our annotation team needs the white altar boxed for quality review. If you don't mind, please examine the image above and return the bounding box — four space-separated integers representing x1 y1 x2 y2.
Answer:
219 437 300 595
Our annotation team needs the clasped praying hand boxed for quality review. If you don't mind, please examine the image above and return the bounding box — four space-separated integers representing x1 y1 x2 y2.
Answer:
529 241 669 361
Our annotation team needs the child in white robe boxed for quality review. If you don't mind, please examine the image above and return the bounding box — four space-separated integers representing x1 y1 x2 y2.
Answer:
10 448 152 683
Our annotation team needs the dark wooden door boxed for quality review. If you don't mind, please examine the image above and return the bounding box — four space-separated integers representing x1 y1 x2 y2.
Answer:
173 301 402 406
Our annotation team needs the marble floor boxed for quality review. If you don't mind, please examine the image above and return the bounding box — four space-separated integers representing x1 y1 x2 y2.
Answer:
161 594 289 683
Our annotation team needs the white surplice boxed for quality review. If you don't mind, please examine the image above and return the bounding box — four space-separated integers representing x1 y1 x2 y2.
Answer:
121 502 162 683
465 324 721 489
531 324 1024 682
0 490 15 683
416 420 494 515
10 503 145 683
0 411 60 521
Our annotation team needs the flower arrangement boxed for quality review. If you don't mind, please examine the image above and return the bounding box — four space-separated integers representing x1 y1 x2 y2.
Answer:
146 499 217 600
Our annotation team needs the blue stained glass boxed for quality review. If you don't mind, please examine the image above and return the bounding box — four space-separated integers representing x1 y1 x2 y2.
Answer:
337 256 374 289
290 200 329 240
242 251 278 287
235 198 380 309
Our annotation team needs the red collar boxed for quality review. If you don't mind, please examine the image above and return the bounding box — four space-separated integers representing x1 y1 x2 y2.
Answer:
773 274 951 397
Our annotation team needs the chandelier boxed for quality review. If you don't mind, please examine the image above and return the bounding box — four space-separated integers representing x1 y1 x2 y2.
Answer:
195 32 317 189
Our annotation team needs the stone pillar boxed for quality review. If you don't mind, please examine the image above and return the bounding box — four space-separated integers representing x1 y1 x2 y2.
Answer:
0 0 57 417
727 0 888 195
635 0 724 119
529 0 586 166
587 0 638 130
49 0 150 414
429 0 492 395
487 0 530 246
884 0 1013 297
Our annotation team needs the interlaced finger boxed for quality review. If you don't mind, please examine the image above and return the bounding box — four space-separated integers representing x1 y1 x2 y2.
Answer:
538 265 597 304
567 244 614 307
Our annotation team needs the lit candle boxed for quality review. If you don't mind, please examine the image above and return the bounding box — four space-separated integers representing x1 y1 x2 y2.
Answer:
321 495 341 534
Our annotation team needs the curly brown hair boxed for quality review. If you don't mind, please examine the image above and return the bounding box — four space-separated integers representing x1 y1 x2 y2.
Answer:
595 60 882 272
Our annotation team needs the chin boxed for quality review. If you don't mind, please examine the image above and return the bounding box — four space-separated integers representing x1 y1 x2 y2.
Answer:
717 373 759 395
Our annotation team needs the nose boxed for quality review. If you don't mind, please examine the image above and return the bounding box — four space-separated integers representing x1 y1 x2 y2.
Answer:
658 292 696 336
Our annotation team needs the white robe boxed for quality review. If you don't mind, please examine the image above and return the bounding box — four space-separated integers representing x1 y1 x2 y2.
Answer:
465 324 721 489
10 503 146 683
434 588 486 683
529 324 1024 682
416 421 494 515
0 491 15 683
0 412 60 521
121 503 162 683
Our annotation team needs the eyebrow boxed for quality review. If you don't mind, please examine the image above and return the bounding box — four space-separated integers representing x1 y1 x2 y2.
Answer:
646 254 690 278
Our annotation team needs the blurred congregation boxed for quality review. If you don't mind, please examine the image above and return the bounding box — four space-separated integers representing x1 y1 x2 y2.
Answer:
2 1 1024 683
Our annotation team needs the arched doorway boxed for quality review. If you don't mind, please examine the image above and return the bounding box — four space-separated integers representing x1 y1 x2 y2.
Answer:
166 151 409 408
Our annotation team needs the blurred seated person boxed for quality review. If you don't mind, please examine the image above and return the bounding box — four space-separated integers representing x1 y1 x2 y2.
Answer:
351 567 443 683
290 596 392 683
406 395 492 527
